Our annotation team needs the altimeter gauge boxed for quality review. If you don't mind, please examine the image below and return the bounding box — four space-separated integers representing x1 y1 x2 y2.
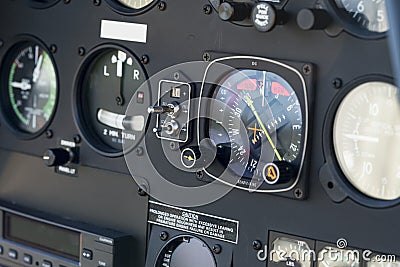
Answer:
333 80 400 201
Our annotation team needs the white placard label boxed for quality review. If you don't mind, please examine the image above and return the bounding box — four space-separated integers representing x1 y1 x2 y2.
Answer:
100 20 147 43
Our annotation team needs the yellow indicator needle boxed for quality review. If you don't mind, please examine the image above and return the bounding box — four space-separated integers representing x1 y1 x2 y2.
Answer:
184 155 195 161
244 96 282 161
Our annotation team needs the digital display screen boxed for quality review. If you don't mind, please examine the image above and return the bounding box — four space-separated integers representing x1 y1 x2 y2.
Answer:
3 212 80 262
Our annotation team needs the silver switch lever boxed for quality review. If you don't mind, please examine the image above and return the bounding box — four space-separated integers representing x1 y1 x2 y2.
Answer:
148 102 180 115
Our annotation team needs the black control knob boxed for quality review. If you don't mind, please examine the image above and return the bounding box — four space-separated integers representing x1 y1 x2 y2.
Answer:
43 148 73 167
218 1 252 22
252 2 286 32
296 9 331 30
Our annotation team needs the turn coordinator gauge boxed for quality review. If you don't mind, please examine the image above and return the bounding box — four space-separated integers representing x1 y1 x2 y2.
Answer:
74 45 147 157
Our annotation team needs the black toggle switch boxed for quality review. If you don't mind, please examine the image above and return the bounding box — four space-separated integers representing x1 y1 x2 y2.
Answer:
218 1 253 22
296 8 331 30
43 148 74 167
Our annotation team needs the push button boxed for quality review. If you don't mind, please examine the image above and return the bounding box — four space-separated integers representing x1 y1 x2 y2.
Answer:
82 248 93 260
0 245 3 254
41 260 52 267
8 249 17 259
23 254 33 264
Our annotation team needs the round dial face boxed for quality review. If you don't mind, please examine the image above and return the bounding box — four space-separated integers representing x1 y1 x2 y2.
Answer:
366 259 400 267
29 0 61 8
271 237 312 267
334 0 388 33
76 47 146 155
317 247 360 267
333 81 400 200
2 41 57 134
116 0 155 9
209 69 303 185
156 236 216 267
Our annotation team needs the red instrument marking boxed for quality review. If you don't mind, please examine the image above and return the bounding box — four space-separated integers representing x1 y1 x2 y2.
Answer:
271 82 290 96
237 79 257 91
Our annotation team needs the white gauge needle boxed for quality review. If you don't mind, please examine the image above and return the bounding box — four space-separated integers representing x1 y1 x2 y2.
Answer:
97 109 144 131
344 134 379 143
32 53 44 83
11 81 32 90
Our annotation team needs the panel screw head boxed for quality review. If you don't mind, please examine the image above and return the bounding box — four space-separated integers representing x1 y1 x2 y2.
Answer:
252 240 262 250
0 40 4 48
158 1 166 11
50 44 57 54
64 0 71 4
135 147 144 156
160 231 169 241
116 96 123 106
73 134 81 143
196 171 204 179
294 188 304 199
203 4 212 15
332 78 343 89
45 130 53 139
302 64 311 75
137 185 147 196
140 55 149 65
78 47 85 56
202 52 211 62
93 0 101 6
212 244 222 254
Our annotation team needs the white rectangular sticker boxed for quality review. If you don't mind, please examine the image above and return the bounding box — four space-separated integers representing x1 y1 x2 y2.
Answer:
100 20 147 43
148 201 240 244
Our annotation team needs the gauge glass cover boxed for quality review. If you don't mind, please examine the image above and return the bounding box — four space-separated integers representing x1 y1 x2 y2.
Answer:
116 0 155 9
334 0 388 33
208 69 303 184
3 41 57 134
317 246 360 267
76 47 146 155
272 237 312 267
333 81 400 200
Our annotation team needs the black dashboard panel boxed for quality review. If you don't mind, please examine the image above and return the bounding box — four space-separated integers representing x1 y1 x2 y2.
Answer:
0 0 399 266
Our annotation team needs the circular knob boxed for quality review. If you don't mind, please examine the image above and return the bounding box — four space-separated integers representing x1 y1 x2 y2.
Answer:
297 9 331 30
43 148 73 167
218 2 252 22
251 2 277 32
163 120 180 135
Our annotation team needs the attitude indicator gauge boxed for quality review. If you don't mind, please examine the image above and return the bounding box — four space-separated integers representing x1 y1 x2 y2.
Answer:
1 40 57 137
75 46 147 156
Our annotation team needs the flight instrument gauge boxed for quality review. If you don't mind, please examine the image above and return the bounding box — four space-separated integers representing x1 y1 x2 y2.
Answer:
117 0 155 9
204 58 308 193
155 236 216 267
333 0 388 37
317 246 360 267
0 40 58 137
75 45 147 157
270 237 312 267
333 80 400 201
105 0 157 14
28 0 61 9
